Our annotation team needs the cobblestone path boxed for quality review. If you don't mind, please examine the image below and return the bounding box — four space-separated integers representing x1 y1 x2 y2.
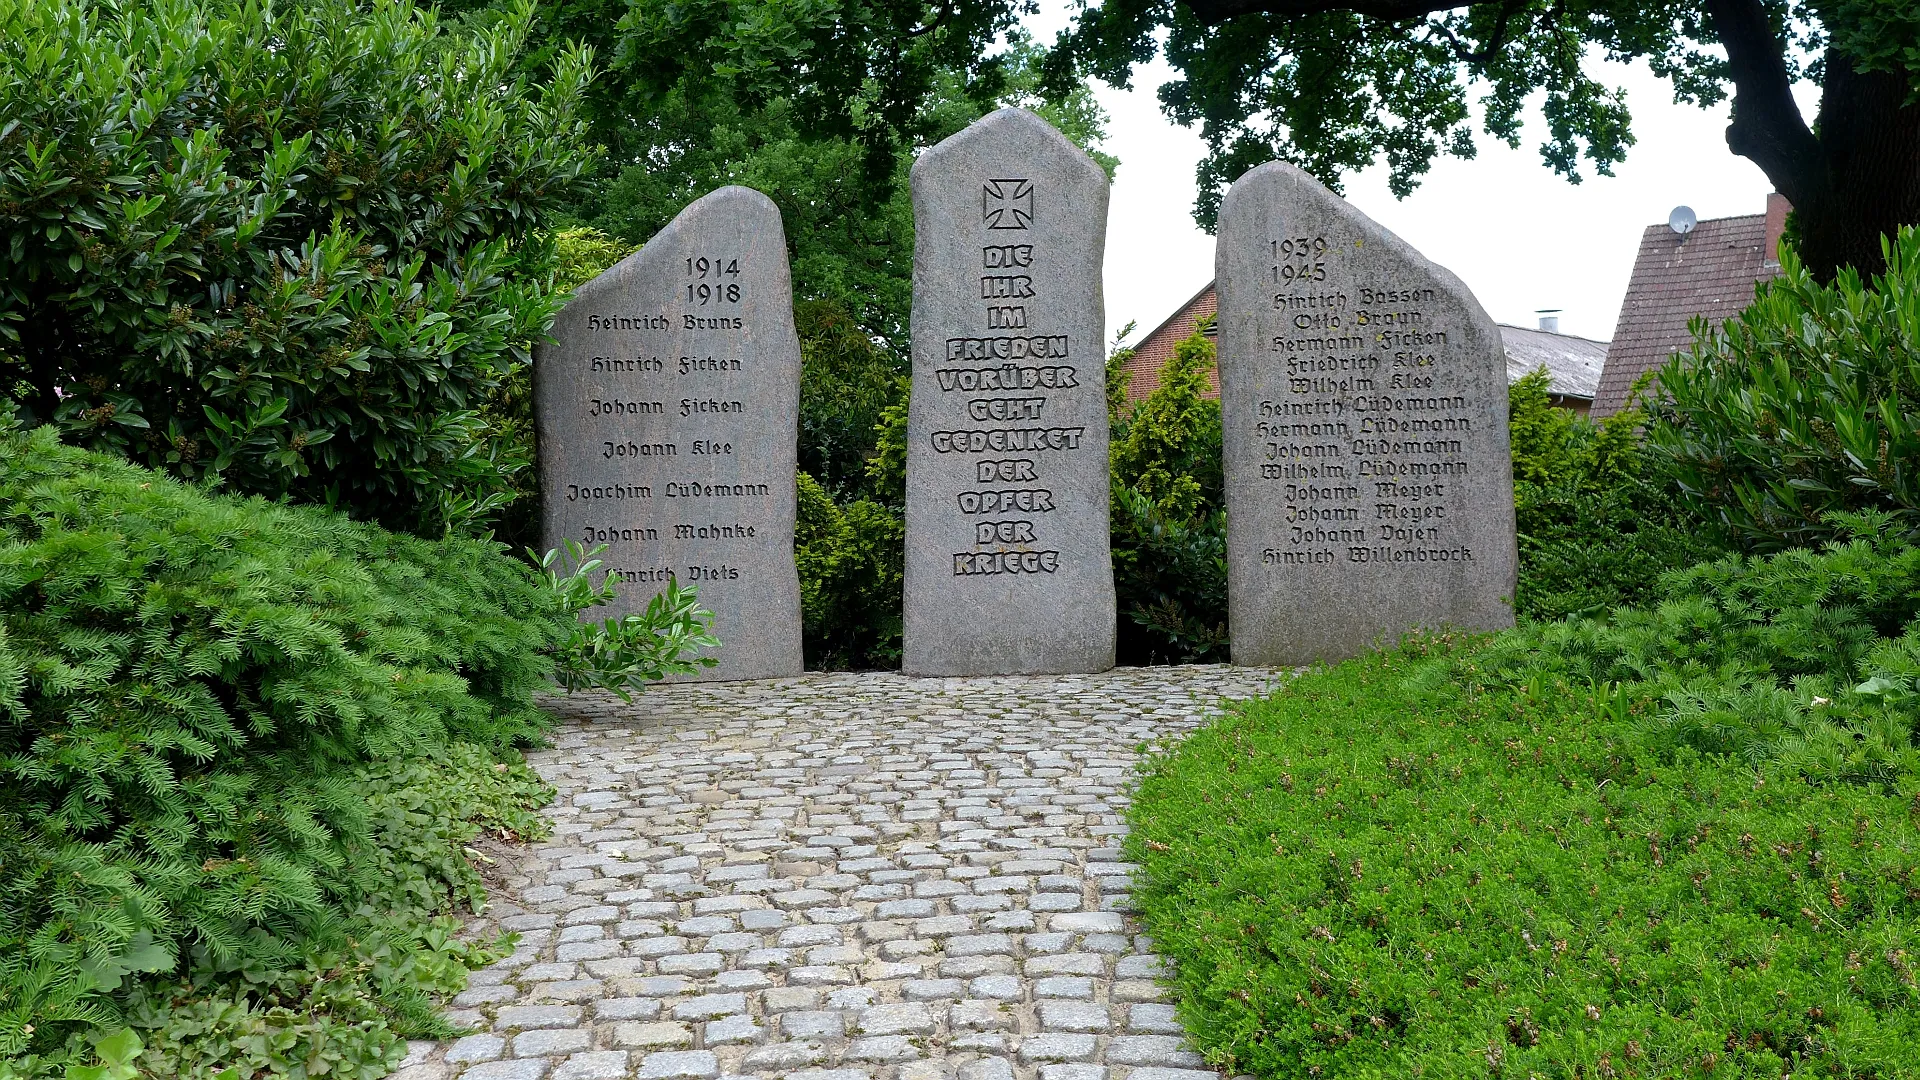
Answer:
397 666 1279 1080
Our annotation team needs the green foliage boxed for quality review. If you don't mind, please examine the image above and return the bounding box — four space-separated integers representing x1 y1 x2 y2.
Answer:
1508 369 1725 619
1485 513 1920 787
798 300 908 500
867 397 910 508
0 420 574 1064
795 473 905 669
1652 227 1920 552
1045 0 1915 262
486 12 1115 355
1049 0 1650 226
552 227 639 293
536 541 722 699
1111 324 1228 663
1128 526 1920 1077
9 744 552 1080
0 0 595 536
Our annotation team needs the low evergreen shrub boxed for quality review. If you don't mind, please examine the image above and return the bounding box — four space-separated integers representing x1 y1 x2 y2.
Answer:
0 418 631 1070
1652 226 1920 552
1130 523 1920 1078
1508 370 1725 619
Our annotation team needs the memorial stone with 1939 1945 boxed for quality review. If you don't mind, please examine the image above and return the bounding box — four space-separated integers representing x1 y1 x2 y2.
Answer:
1216 161 1517 666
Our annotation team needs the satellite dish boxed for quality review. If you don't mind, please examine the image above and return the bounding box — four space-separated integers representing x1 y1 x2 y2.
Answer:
1668 205 1698 236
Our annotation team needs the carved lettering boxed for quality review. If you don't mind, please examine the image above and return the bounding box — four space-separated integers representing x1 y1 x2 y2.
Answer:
967 397 1046 422
591 356 665 372
980 275 1035 299
974 520 1037 544
952 550 1060 575
935 364 1077 391
587 314 671 331
930 427 1084 453
590 399 664 416
957 489 1055 514
976 459 1038 482
943 337 1072 362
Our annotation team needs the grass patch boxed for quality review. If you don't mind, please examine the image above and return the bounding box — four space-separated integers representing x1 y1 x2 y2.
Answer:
1129 526 1920 1078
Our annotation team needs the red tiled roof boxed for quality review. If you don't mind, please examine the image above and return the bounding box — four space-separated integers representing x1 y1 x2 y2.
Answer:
1593 213 1780 418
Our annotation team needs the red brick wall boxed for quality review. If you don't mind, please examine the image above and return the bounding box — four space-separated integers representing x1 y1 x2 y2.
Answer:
1119 285 1218 405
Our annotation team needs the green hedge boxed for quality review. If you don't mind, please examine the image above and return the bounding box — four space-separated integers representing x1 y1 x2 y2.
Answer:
1129 522 1920 1077
0 420 572 1064
1508 369 1725 620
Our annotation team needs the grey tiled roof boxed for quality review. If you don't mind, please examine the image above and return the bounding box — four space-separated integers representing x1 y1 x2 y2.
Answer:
1498 324 1607 401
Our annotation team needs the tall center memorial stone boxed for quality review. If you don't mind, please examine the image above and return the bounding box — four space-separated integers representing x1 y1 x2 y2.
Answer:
537 185 803 681
1217 162 1517 666
902 108 1116 676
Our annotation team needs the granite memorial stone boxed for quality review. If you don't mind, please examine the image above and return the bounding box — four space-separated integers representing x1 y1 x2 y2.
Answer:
537 185 803 681
902 107 1116 675
1216 161 1517 665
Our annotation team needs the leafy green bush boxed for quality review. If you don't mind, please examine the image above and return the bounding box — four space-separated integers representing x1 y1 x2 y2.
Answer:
1110 324 1228 663
796 472 906 669
1129 522 1920 1079
0 0 594 536
1652 227 1920 552
1508 370 1725 619
0 419 575 1065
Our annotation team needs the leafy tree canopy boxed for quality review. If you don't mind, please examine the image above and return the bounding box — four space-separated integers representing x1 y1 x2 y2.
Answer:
1045 0 1920 279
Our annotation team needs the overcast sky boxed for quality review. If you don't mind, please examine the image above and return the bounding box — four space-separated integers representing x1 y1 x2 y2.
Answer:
1030 11 1822 344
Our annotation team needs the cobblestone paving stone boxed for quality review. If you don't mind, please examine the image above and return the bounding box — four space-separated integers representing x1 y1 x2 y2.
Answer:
395 666 1279 1080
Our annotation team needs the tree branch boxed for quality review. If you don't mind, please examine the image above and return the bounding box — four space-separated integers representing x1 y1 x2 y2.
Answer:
1703 0 1825 204
1181 0 1452 26
1423 0 1527 66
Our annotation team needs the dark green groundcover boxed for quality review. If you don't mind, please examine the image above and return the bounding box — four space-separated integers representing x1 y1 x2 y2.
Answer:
1128 538 1920 1078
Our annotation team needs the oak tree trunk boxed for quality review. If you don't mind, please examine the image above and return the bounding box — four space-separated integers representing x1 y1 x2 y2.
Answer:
1792 51 1920 282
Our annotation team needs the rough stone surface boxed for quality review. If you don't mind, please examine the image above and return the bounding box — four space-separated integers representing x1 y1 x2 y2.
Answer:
415 667 1277 1079
537 185 803 681
903 108 1116 676
1215 161 1517 665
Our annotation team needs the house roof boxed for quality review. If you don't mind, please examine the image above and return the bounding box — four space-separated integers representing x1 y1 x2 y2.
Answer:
1499 323 1607 401
1120 281 1218 401
1593 213 1779 417
1123 280 1604 404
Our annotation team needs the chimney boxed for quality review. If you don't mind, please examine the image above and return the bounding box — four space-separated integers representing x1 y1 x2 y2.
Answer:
1535 310 1561 334
1764 192 1791 266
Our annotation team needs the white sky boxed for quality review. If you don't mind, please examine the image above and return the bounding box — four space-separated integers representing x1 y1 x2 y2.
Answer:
1026 10 1822 343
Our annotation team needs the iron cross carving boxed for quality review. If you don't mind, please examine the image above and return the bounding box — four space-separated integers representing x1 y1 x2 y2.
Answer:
982 179 1034 230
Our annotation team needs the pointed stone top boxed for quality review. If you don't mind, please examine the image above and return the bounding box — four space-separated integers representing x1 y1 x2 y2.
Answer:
573 185 784 306
1222 161 1484 317
913 107 1107 188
